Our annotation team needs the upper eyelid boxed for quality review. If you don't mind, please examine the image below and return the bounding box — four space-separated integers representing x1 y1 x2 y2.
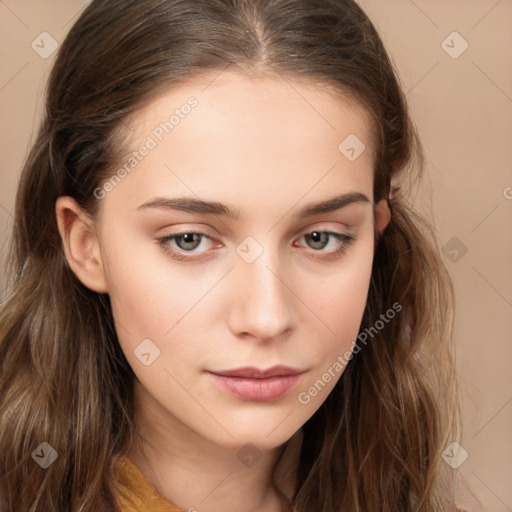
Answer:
160 221 353 237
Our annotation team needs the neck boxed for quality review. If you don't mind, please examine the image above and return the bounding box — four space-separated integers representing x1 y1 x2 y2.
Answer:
124 380 302 512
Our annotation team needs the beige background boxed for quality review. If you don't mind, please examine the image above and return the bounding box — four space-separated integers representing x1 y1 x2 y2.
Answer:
1 1 511 510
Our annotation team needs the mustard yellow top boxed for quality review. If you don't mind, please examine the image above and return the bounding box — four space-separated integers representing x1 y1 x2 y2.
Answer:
113 454 467 512
113 455 184 512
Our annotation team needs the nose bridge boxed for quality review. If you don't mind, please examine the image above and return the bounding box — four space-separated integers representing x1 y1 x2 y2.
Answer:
229 236 294 340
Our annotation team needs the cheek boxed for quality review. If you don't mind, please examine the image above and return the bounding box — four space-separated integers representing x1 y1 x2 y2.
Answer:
305 244 373 342
103 250 209 402
319 266 371 336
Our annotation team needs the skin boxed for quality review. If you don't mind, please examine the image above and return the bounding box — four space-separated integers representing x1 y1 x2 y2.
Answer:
56 70 390 512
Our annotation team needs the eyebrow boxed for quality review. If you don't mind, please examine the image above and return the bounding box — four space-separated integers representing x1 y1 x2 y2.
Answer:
136 192 371 219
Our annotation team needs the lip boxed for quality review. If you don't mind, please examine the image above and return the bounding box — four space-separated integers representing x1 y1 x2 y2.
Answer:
206 365 305 402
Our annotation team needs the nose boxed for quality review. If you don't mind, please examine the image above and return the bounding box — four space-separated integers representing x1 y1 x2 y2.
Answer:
227 244 296 342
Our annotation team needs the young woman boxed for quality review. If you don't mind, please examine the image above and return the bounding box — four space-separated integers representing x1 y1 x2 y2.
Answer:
0 1 464 511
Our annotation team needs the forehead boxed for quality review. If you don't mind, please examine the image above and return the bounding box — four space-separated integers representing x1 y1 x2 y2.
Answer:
99 70 376 221
123 70 375 156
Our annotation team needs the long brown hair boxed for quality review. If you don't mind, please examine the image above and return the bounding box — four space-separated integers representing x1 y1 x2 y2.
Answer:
0 1 460 510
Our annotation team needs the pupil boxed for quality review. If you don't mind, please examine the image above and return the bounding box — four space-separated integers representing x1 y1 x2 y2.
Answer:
179 233 200 250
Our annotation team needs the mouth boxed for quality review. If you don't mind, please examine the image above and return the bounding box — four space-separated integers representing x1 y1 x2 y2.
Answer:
206 365 305 402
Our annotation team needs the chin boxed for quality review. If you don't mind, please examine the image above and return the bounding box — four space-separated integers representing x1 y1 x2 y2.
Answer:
207 411 304 452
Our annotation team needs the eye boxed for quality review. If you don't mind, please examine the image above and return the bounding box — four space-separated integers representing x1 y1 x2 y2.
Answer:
295 230 356 259
156 231 217 261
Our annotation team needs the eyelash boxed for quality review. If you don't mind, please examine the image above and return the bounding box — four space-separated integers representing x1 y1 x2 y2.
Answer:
156 229 356 262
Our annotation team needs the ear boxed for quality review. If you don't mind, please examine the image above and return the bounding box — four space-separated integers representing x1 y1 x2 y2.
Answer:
55 196 108 293
374 197 391 236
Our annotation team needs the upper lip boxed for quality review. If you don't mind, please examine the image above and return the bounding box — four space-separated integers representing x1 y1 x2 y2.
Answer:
208 365 304 379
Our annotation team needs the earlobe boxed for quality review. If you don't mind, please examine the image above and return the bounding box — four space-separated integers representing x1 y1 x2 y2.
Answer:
55 196 108 294
374 198 391 236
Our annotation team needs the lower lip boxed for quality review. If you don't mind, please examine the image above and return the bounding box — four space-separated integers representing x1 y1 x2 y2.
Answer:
207 372 303 402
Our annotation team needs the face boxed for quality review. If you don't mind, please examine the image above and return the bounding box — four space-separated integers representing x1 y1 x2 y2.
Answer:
86 71 387 451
